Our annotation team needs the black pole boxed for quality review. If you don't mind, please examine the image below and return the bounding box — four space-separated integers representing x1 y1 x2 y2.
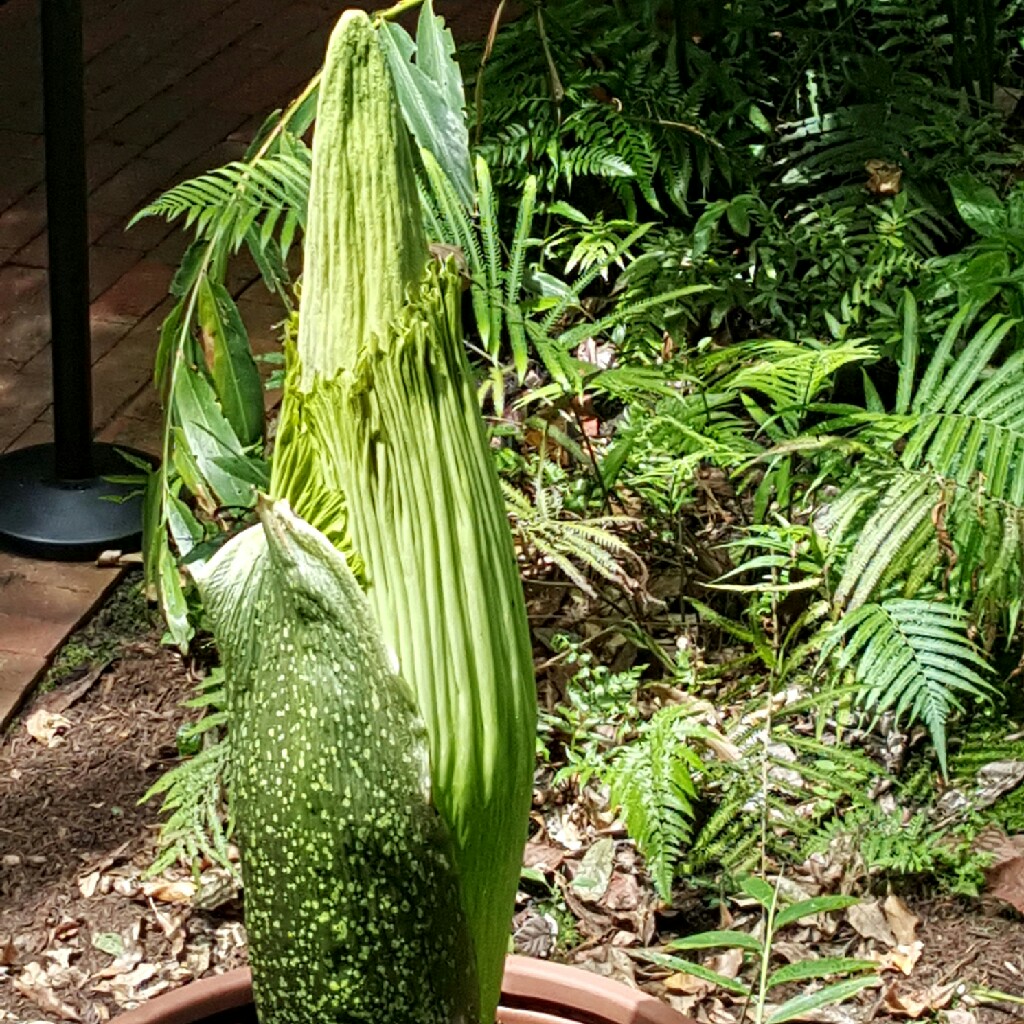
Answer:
41 0 94 480
0 0 155 560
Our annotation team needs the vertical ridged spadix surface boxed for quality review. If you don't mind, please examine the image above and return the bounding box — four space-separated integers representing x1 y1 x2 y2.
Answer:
192 500 478 1024
310 262 537 1022
270 10 537 1022
297 9 425 386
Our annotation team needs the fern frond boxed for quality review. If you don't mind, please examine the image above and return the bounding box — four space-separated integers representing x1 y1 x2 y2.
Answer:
604 706 706 900
821 598 991 773
135 151 311 251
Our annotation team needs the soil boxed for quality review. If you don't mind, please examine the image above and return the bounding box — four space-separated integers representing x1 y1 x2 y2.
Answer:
0 578 1021 1024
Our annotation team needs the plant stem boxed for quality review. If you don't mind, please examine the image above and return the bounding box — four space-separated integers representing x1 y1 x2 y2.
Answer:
474 1 507 147
374 0 427 23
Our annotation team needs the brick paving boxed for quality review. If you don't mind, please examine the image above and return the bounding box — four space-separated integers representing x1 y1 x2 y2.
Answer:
0 0 508 727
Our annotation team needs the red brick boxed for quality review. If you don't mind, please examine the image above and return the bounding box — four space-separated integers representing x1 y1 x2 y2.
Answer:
99 94 186 151
142 108 249 174
90 315 164 427
91 259 172 322
89 157 179 217
0 156 43 214
0 311 51 367
101 213 173 253
3 416 52 453
89 315 137 362
12 212 118 269
87 139 144 191
0 356 51 449
89 246 145 301
97 413 162 456
0 572 119 659
0 264 47 328
214 61 314 115
236 298 286 355
0 190 46 253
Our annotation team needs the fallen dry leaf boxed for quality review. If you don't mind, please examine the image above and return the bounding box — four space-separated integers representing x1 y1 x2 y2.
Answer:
139 878 196 904
883 894 919 946
847 900 896 946
78 872 102 899
978 831 1024 913
883 982 956 1019
877 940 924 976
13 962 80 1020
24 709 72 748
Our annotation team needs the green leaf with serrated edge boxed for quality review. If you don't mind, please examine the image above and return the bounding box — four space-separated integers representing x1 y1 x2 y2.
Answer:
666 930 764 954
380 18 472 208
774 895 859 930
172 366 254 510
197 277 264 447
766 976 878 1024
157 532 192 651
634 951 749 996
415 0 463 121
766 958 876 989
738 875 775 909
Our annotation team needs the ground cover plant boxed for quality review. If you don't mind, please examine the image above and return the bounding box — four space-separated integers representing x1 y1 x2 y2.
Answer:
109 0 1024 1020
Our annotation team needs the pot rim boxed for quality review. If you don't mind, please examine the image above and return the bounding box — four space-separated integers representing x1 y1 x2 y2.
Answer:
111 956 694 1024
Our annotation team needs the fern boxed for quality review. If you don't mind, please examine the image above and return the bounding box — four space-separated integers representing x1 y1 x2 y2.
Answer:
141 668 234 877
502 467 645 598
821 599 991 774
602 705 707 900
827 307 1024 628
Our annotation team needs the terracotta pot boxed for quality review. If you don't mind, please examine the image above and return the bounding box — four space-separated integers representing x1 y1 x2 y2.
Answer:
113 956 694 1024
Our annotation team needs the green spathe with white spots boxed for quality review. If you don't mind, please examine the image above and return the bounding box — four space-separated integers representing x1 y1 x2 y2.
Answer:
192 498 478 1024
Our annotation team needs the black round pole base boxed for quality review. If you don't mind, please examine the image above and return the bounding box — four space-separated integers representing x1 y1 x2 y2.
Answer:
0 443 152 561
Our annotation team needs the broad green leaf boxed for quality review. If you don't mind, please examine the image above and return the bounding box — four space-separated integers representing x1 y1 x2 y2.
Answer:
738 875 775 909
381 18 473 208
154 299 186 396
949 173 1007 238
635 951 750 996
157 532 192 651
172 366 255 511
766 958 877 989
774 895 859 929
197 277 264 447
666 930 764 954
167 494 204 557
767 976 878 1023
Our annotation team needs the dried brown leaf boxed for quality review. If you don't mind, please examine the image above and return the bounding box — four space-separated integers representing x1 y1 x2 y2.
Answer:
883 894 919 947
847 900 896 947
24 709 72 748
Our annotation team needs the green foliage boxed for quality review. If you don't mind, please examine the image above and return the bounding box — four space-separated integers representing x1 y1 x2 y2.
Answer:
602 705 709 900
635 877 877 1024
141 667 233 878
